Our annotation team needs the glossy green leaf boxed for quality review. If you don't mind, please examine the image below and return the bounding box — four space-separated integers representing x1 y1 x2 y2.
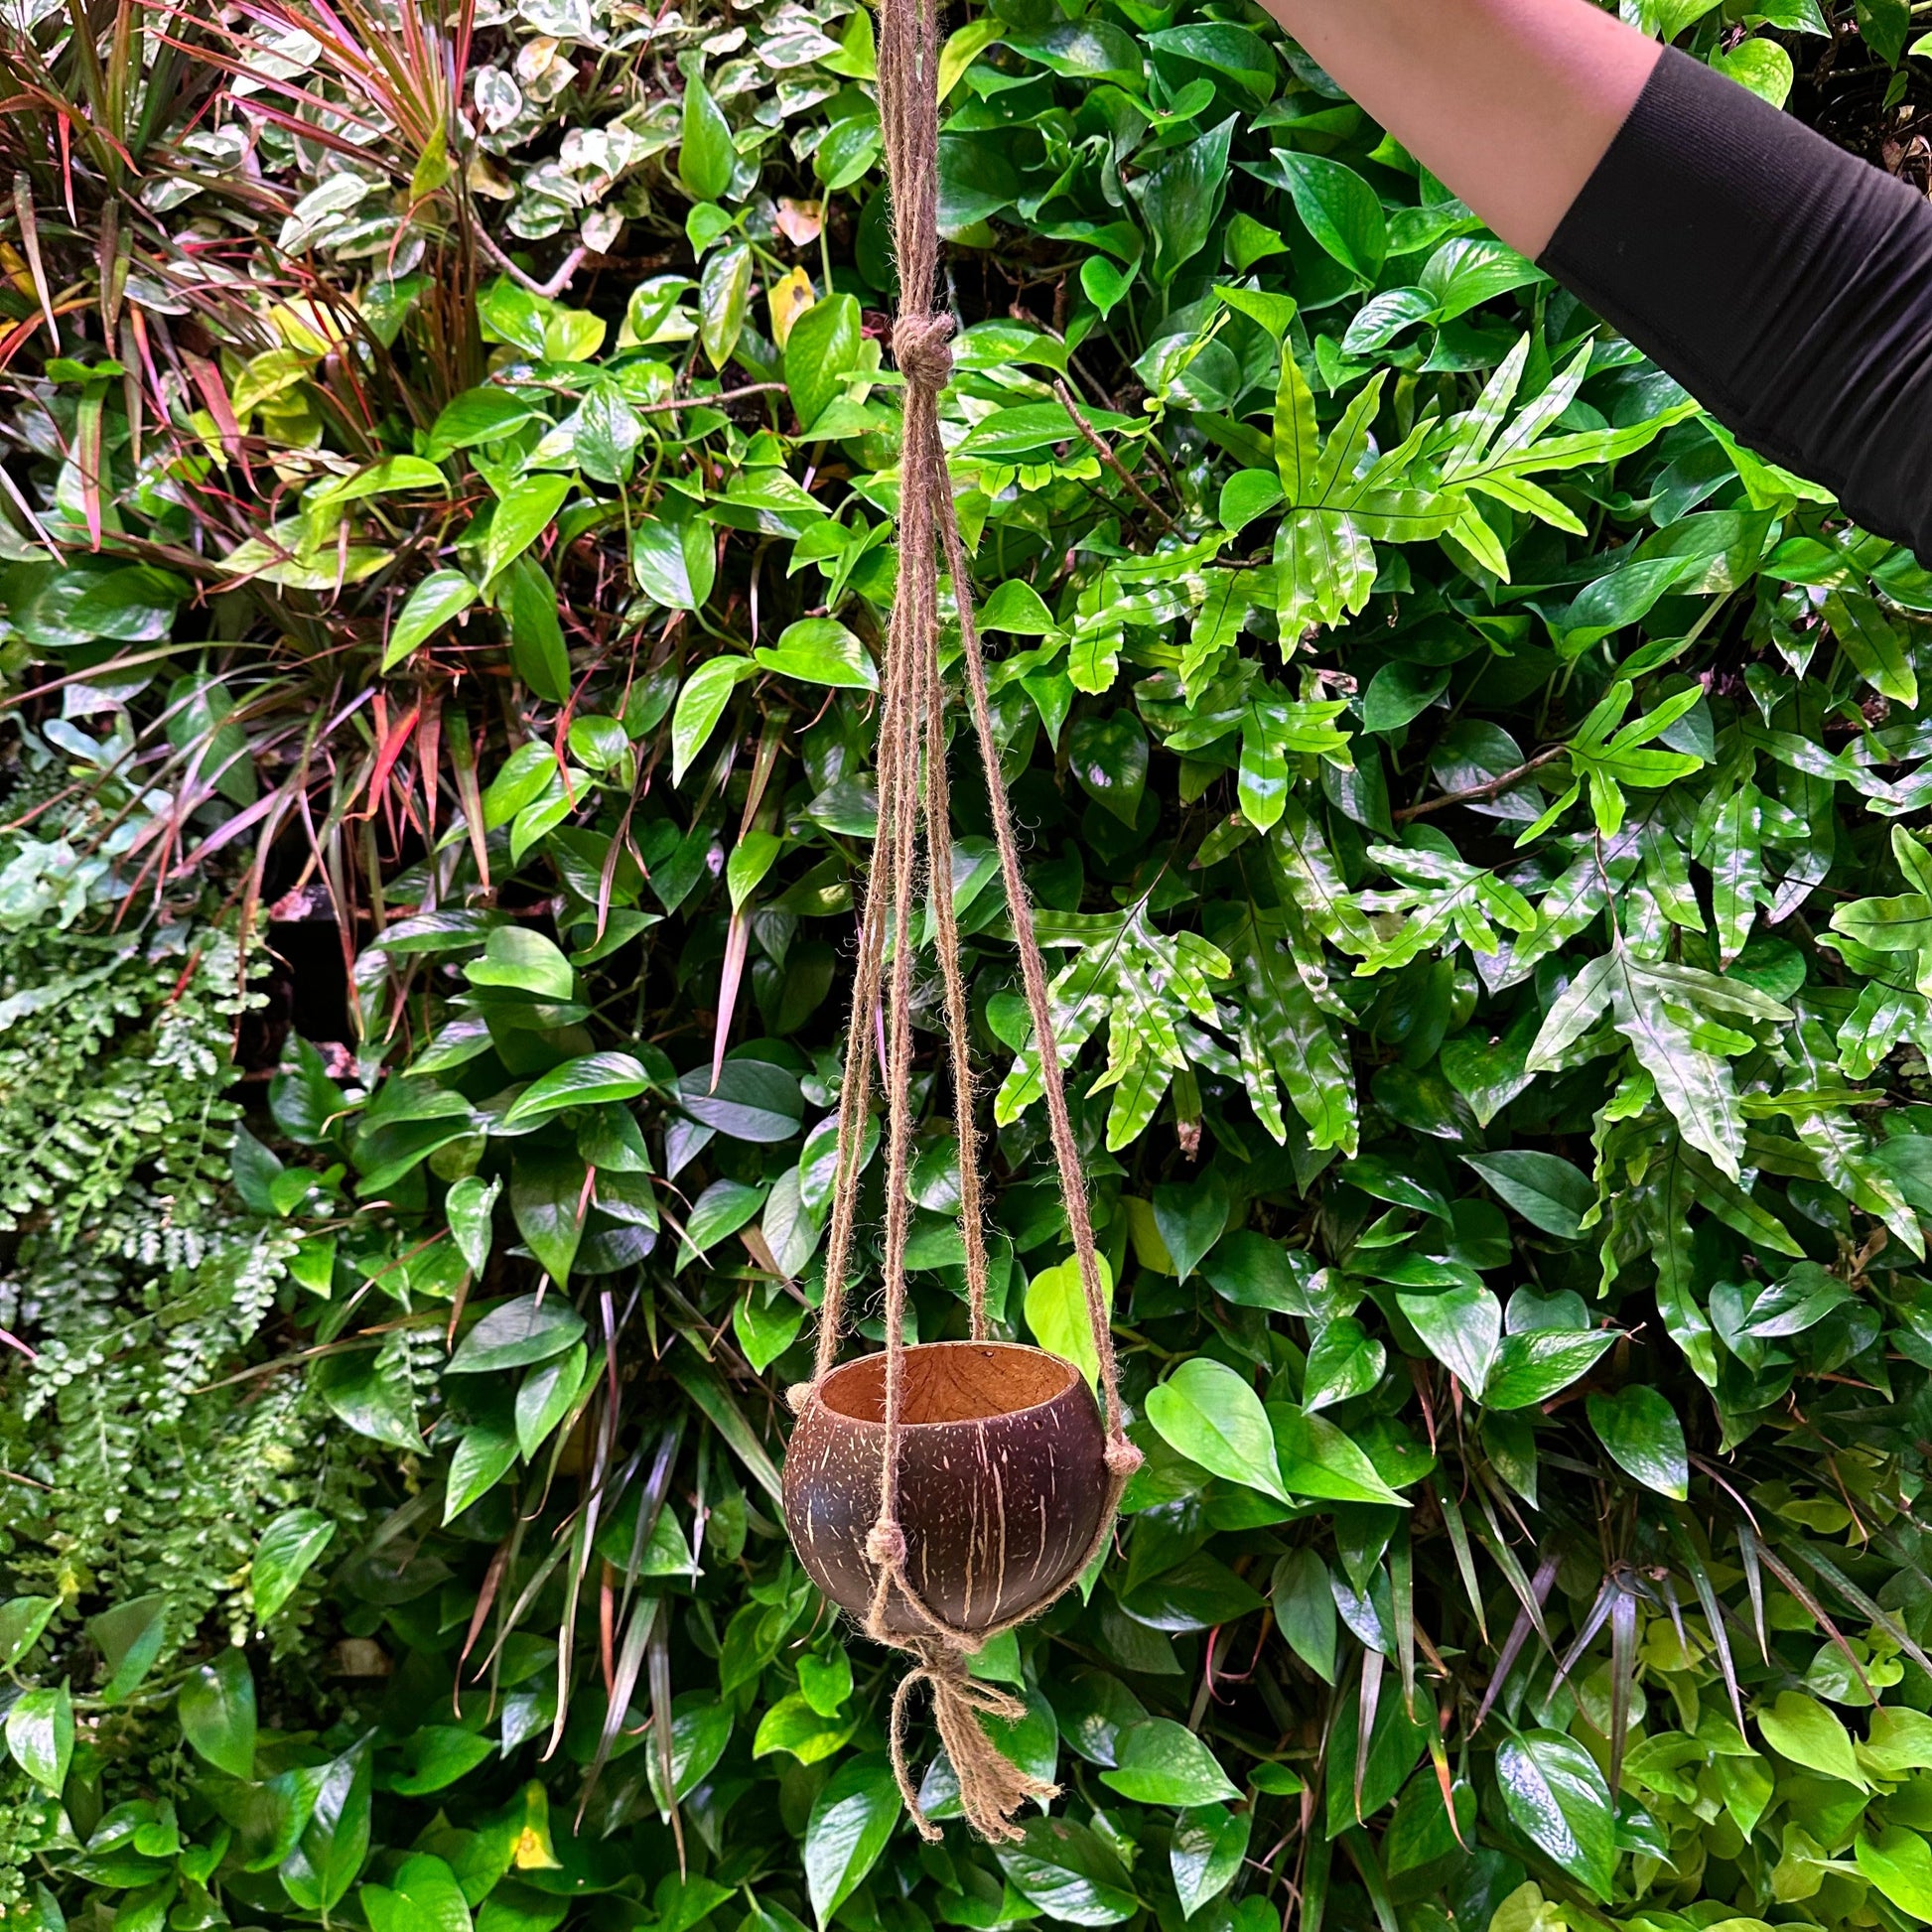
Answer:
1273 1550 1338 1683
633 513 718 613
1587 1385 1689 1499
1494 1730 1616 1900
679 1060 804 1142
1462 1151 1594 1240
785 295 863 434
466 926 575 1000
481 475 570 588
1302 1316 1385 1413
446 1421 519 1518
0 1597 58 1670
804 1753 898 1927
680 1177 767 1261
515 1343 589 1458
996 1818 1140 1926
447 1174 502 1277
384 570 478 669
1099 1720 1240 1807
1758 1691 1866 1787
1260 152 1387 282
1150 1172 1226 1282
280 1753 372 1916
678 69 737 204
1146 1359 1289 1503
755 619 877 691
362 1853 473 1932
1273 1408 1409 1506
1069 712 1151 829
448 1294 587 1373
647 1697 735 1804
699 244 754 369
753 1695 855 1763
86 1593 167 1703
180 1650 257 1778
502 556 571 704
6 1683 71 1794
671 656 759 784
503 1051 655 1124
1856 1827 1932 1919
1201 1231 1307 1313
1170 1806 1251 1917
1397 1284 1502 1394
508 1151 587 1288
1025 1253 1114 1390
1482 1330 1615 1410
250 1506 338 1614
1130 116 1235 284
387 1728 495 1796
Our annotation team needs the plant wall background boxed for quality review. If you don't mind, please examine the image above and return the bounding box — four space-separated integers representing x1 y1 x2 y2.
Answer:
5 3 1932 1932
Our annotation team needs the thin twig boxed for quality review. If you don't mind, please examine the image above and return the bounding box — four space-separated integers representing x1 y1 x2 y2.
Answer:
1050 376 1176 533
1395 746 1568 822
633 382 787 416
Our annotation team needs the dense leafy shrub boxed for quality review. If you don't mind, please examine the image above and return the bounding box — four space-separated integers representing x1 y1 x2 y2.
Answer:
7 3 1932 1932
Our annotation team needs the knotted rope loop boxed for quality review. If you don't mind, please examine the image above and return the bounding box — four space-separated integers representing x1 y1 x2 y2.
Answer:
893 313 955 391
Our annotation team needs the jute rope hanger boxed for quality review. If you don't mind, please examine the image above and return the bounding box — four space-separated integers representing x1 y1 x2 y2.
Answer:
780 0 1143 1846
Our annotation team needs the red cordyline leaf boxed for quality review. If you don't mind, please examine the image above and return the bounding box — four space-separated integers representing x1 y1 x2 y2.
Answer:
137 28 398 166
174 787 285 878
358 695 420 826
0 311 47 376
416 686 442 843
218 0 471 153
181 350 248 473
57 109 73 223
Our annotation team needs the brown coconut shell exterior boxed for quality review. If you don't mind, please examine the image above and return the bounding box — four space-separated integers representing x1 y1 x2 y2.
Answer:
783 1341 1111 1636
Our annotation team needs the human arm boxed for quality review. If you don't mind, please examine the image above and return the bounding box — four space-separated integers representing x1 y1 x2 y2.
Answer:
1254 0 1932 559
1256 0 1658 259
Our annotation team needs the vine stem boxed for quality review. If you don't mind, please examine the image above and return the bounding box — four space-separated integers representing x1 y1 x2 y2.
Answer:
1050 376 1176 533
633 382 787 416
1394 746 1568 822
473 228 587 299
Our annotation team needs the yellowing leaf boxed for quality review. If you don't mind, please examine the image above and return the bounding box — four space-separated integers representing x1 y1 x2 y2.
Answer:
767 265 816 349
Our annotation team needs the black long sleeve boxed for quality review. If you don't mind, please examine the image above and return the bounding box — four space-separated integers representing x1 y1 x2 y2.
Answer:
1538 47 1932 562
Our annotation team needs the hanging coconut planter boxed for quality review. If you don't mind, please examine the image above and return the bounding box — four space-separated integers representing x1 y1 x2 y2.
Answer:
775 0 1142 1850
784 1342 1113 1635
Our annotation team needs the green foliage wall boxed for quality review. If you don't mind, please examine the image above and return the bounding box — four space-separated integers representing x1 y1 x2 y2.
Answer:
5 4 1932 1932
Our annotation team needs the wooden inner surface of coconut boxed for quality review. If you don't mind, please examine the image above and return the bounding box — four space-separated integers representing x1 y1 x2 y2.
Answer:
816 1341 1077 1426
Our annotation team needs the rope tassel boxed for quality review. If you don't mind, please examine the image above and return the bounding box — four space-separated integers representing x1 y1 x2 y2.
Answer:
780 0 1144 1846
891 1645 1060 1845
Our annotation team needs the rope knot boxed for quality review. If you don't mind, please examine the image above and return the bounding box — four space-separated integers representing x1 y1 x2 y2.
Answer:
867 1520 908 1569
785 1381 813 1417
1104 1439 1144 1479
894 313 954 390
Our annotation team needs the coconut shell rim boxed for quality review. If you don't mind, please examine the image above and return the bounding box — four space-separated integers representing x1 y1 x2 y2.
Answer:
805 1339 1092 1432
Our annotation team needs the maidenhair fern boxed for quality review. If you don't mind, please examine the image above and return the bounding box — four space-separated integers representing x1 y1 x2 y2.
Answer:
0 923 241 1242
0 772 364 1857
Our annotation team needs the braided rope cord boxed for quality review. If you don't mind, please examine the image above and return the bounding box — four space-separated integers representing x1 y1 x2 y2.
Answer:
786 0 1145 1843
